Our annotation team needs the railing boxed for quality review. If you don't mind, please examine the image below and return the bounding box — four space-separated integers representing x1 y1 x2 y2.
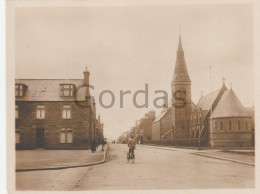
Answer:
161 128 173 139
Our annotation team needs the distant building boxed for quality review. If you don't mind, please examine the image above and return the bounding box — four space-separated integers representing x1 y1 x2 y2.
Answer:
152 102 173 144
138 111 156 143
15 67 103 149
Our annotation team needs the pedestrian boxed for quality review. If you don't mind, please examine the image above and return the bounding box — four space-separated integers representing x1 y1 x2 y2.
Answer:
91 140 96 153
101 139 105 151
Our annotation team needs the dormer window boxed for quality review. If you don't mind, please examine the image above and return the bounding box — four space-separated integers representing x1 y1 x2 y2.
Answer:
15 84 27 97
60 84 75 97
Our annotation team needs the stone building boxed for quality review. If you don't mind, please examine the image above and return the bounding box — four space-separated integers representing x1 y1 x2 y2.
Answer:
15 67 103 150
152 34 254 147
152 103 173 144
170 34 193 145
96 114 104 144
209 88 254 147
138 111 156 143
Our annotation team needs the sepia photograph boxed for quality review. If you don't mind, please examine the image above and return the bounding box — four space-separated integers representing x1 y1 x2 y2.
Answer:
5 0 260 193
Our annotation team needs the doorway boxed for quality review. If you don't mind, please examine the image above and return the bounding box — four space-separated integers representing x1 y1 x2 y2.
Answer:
36 128 45 148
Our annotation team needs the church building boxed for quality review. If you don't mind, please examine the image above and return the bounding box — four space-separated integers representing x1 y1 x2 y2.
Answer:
152 34 254 148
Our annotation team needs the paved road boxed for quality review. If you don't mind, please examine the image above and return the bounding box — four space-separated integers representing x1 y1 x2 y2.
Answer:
16 144 254 190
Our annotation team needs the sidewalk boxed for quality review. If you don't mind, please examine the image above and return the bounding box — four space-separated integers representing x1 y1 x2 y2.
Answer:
140 144 255 166
195 150 255 166
16 145 106 171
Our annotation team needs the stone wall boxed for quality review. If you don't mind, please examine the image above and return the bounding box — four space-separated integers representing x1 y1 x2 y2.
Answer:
15 101 94 150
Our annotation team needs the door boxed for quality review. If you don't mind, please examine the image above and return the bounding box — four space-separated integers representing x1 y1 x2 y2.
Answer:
36 128 45 148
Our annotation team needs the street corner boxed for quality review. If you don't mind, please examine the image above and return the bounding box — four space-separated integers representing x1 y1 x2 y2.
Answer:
16 146 105 171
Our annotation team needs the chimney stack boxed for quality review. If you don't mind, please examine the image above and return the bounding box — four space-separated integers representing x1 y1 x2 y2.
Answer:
84 66 91 104
84 66 90 85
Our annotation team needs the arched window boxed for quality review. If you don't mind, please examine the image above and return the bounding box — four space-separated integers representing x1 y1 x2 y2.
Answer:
229 120 232 130
238 121 241 130
221 121 223 130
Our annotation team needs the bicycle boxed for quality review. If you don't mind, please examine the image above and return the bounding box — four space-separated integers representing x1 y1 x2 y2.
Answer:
127 150 135 163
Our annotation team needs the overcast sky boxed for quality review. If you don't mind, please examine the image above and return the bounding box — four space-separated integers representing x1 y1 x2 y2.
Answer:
15 4 253 139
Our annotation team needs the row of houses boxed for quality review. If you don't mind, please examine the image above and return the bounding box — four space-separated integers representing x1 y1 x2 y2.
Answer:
118 34 254 148
117 110 156 144
15 67 104 150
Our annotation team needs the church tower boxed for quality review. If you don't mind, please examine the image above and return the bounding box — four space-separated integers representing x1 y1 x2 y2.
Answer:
171 34 192 144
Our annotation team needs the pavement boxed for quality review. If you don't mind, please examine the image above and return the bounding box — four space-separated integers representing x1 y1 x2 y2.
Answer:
142 144 255 166
195 150 255 166
16 145 106 171
16 143 255 190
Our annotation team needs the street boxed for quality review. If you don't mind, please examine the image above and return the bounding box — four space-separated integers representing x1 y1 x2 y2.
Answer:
16 144 254 190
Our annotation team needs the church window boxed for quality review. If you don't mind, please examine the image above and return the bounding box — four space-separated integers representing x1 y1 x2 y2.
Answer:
229 120 232 130
238 121 241 130
246 120 248 130
215 121 217 131
220 121 223 130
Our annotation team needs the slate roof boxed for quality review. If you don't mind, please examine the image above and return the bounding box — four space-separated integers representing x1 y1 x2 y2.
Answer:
153 100 195 123
172 35 191 83
245 107 254 118
153 107 171 123
210 89 250 119
196 89 221 111
15 79 87 101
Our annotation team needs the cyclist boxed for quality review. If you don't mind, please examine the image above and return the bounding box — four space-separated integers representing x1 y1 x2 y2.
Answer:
128 133 136 159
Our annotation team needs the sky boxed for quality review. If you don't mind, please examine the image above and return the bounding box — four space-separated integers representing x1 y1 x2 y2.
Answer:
15 4 253 140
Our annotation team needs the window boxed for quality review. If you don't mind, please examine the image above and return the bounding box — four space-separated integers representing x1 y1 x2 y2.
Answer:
36 105 45 119
67 128 73 143
15 105 18 119
229 120 232 130
246 120 248 130
215 121 217 131
220 121 223 130
62 105 71 119
238 121 241 130
60 84 75 97
60 128 73 143
15 129 20 144
15 84 24 97
60 128 66 143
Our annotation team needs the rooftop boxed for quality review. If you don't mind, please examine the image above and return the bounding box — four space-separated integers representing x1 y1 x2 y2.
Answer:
15 79 87 101
210 89 250 119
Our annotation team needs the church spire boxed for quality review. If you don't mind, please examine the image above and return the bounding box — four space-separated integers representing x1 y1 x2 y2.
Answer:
178 34 183 52
172 34 191 84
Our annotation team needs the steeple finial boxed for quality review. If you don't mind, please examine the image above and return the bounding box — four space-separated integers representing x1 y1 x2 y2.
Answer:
178 33 183 51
